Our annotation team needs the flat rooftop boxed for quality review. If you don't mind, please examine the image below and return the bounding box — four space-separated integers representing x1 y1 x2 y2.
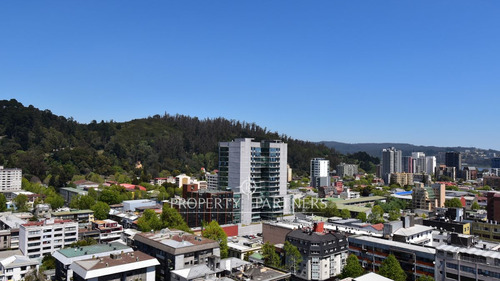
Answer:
58 242 131 258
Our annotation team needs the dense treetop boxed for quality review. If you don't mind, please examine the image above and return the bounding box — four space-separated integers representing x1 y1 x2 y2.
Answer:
0 99 377 186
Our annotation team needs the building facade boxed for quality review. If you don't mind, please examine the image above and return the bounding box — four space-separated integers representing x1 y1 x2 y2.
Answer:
310 158 330 188
445 152 462 173
0 166 22 192
487 191 500 223
336 163 358 178
91 220 123 243
382 148 402 183
218 138 289 224
286 223 348 280
19 219 78 259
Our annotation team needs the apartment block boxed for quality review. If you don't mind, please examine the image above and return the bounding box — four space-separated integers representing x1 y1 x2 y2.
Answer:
70 251 159 281
286 222 348 280
311 158 330 188
337 163 358 178
134 229 220 281
19 219 78 259
0 166 22 192
0 253 38 281
91 220 123 243
53 242 133 281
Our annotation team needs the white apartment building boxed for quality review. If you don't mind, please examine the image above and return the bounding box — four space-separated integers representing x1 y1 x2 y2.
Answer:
92 219 123 243
426 156 436 175
206 173 218 189
0 167 22 192
0 254 38 281
19 219 78 259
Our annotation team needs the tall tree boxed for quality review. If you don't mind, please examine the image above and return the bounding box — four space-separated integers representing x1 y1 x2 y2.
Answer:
262 242 281 268
202 221 228 259
91 201 110 220
160 205 191 232
368 205 385 224
283 241 302 273
379 254 406 281
0 193 7 212
445 198 463 208
14 194 28 211
340 254 364 278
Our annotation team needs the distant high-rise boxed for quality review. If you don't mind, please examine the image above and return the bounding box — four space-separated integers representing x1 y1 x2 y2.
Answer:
412 152 426 174
218 138 289 224
0 166 22 192
492 158 500 169
425 156 436 175
382 147 402 182
445 152 462 171
402 156 413 173
310 158 330 188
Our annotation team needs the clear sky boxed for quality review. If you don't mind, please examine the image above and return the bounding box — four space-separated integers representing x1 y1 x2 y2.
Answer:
1 1 499 149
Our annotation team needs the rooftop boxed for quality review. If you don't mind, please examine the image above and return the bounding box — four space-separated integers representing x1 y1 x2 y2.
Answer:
287 229 345 243
393 225 434 237
57 242 131 258
350 235 436 255
22 219 75 227
0 255 38 269
52 209 94 216
354 272 393 281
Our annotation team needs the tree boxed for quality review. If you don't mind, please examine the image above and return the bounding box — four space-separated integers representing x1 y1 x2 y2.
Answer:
417 275 434 281
356 212 367 222
160 205 191 232
91 201 110 220
471 201 480 210
14 194 28 211
283 241 302 273
137 209 163 232
45 194 65 209
41 254 56 271
0 193 7 212
262 242 281 268
378 254 406 281
445 198 463 208
69 237 97 248
368 205 384 224
202 221 228 259
388 208 401 221
340 254 364 278
341 209 351 219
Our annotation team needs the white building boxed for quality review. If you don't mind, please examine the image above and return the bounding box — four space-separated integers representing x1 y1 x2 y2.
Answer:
218 138 289 224
70 251 159 281
122 199 157 212
311 158 330 188
19 219 78 259
382 148 402 183
53 242 133 281
412 152 427 174
0 167 22 192
425 156 436 176
206 173 218 189
92 219 123 243
0 253 38 281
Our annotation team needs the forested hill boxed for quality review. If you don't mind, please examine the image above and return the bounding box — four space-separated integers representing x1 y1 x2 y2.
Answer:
0 99 376 187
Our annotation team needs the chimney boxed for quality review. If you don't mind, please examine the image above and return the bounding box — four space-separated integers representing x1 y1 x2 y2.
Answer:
313 222 324 233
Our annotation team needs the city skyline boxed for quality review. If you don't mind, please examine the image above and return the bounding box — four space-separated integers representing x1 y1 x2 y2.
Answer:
2 1 500 150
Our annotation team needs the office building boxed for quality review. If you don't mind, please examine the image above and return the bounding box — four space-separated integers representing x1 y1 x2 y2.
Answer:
70 251 159 281
218 138 289 224
173 184 233 228
487 191 500 223
0 166 22 192
349 235 435 280
403 156 413 173
134 229 220 281
435 233 500 281
445 152 462 172
19 219 78 259
435 165 457 181
337 163 358 178
311 158 330 187
492 157 500 169
53 242 133 281
382 147 402 183
286 223 348 280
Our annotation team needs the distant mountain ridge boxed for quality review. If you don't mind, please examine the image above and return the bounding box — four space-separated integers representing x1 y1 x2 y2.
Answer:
320 141 498 167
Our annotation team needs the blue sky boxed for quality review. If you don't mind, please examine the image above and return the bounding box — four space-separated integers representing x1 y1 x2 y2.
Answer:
1 1 499 149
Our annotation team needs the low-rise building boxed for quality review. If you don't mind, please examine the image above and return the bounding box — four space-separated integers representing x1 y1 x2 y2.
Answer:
392 224 434 246
53 242 133 281
51 209 94 224
435 233 500 281
91 220 123 243
423 219 470 235
0 254 38 281
134 229 220 281
227 236 262 260
19 219 78 259
286 222 348 280
123 199 157 212
59 187 87 203
390 172 414 186
349 235 435 280
70 251 159 281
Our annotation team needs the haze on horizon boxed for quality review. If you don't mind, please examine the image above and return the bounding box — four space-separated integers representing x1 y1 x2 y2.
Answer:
1 1 499 150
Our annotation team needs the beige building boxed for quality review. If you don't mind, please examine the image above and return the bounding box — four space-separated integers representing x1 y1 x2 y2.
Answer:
412 183 445 210
390 172 413 186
